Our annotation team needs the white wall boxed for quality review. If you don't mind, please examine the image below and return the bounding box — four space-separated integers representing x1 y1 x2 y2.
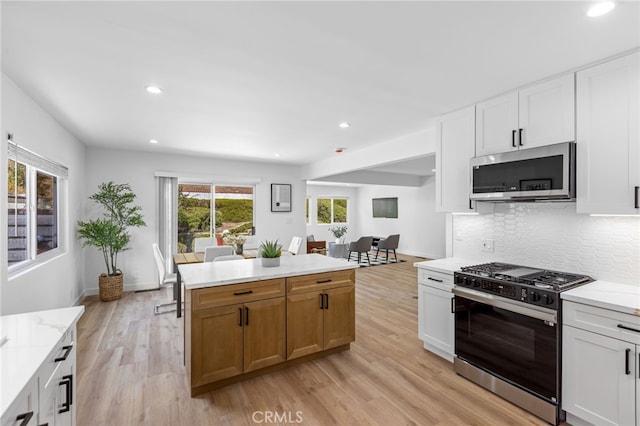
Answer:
452 203 640 286
356 177 446 259
84 148 306 293
1 73 86 315
305 184 359 245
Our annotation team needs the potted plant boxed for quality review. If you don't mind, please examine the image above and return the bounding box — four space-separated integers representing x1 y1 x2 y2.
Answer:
223 232 247 255
259 239 282 267
77 182 145 301
329 225 348 244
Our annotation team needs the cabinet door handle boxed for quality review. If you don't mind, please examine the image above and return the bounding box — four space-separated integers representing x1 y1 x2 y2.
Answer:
635 186 639 209
316 279 332 284
512 130 517 147
319 294 324 310
55 345 73 362
245 307 249 326
451 297 456 314
324 294 329 310
16 412 33 426
625 348 631 375
238 308 243 326
618 324 640 334
59 374 73 413
233 290 253 296
469 199 473 210
427 277 443 283
518 128 523 146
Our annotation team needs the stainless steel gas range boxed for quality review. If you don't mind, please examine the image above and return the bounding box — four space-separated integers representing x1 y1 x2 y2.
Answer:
452 262 593 425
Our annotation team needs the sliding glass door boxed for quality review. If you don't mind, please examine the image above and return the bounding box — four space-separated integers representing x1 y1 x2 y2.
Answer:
177 183 254 253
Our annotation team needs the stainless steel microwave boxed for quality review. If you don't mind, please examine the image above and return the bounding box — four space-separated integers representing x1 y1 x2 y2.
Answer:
470 142 576 202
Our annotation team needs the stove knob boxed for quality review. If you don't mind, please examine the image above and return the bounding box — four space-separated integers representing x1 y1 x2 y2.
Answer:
542 294 554 305
531 292 541 302
462 276 469 286
471 278 480 288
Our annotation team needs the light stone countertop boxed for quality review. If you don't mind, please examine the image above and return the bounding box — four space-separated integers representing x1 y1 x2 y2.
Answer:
179 253 359 290
0 306 85 415
413 257 480 274
561 280 640 317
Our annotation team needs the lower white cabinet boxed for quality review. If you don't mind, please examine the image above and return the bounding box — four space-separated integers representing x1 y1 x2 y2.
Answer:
417 267 454 362
39 329 76 426
562 301 640 426
1 378 38 426
1 308 82 426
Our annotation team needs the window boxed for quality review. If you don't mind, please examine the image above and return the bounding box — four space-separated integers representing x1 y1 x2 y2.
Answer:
178 183 255 253
7 139 66 269
317 197 348 224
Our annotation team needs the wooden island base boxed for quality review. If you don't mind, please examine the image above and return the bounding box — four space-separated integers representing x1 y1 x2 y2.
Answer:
190 344 350 396
181 262 357 398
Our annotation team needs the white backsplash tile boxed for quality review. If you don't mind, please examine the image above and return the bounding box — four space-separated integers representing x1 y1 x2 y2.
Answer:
453 203 640 286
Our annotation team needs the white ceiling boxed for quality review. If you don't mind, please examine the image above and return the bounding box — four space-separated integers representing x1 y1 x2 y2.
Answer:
2 1 639 170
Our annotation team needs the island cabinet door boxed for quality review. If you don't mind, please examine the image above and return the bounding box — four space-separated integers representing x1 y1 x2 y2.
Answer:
323 285 356 350
243 297 286 373
191 304 243 386
287 291 324 360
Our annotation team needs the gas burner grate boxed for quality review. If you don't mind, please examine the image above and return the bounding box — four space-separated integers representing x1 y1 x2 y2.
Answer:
460 262 520 276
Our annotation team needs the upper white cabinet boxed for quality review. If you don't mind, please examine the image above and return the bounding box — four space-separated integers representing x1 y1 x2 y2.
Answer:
576 52 640 214
476 73 575 156
436 105 476 212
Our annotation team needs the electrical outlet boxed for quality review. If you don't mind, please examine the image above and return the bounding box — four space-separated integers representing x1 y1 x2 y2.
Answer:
481 239 494 252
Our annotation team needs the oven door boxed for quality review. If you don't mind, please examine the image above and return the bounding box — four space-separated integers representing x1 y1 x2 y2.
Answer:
453 287 559 402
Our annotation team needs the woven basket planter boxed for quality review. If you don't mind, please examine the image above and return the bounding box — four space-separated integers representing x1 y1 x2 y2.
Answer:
99 273 123 301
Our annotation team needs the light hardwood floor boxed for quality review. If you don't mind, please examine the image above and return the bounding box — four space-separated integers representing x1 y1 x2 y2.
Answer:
76 255 547 425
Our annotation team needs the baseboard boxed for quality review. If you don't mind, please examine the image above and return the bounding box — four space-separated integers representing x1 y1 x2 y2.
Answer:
397 249 444 260
84 281 159 296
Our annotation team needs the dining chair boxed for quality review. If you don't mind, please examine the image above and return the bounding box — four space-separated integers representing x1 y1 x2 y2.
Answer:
152 243 178 315
194 237 217 253
348 236 374 265
204 245 235 262
374 234 400 262
287 236 303 255
213 254 245 262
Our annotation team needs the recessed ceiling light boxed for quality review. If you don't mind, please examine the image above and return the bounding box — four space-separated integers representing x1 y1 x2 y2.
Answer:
339 122 350 128
274 153 280 158
146 86 163 94
149 139 158 144
587 1 615 17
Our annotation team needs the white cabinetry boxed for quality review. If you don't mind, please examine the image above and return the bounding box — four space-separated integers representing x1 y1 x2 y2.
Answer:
436 105 476 213
476 73 575 156
1 378 38 426
417 267 454 362
39 329 76 426
576 52 640 214
562 300 640 426
1 307 83 426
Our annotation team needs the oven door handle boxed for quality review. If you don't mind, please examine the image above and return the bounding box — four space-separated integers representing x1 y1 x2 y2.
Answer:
453 287 557 324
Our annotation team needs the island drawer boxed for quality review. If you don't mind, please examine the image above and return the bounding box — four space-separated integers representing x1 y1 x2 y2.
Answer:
192 278 286 310
287 270 355 295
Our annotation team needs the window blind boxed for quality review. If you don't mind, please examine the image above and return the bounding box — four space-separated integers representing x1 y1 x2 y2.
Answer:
7 138 69 178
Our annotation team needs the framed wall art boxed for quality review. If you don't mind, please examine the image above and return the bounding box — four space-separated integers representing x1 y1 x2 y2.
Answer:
271 183 291 212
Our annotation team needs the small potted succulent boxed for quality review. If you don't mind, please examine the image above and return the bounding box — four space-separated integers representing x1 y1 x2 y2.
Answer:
259 239 282 267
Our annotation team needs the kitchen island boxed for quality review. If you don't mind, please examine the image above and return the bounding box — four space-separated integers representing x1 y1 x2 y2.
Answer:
179 254 359 396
